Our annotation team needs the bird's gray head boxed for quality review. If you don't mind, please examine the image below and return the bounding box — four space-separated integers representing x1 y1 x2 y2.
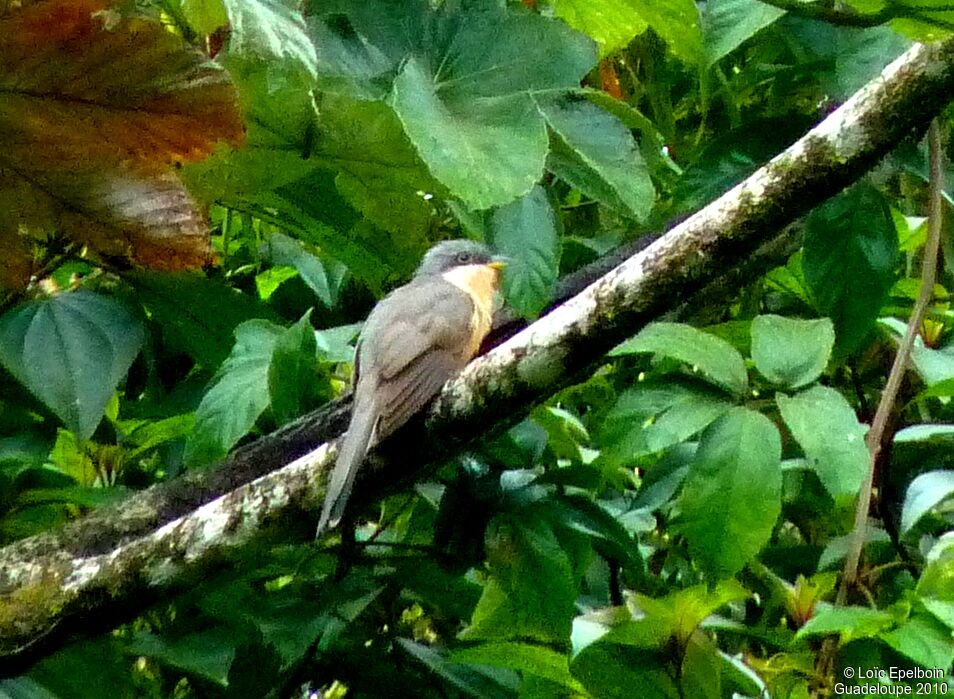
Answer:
414 239 496 277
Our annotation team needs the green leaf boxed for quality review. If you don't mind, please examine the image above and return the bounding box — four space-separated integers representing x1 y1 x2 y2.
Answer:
880 614 954 669
631 0 705 66
392 58 547 210
674 408 782 579
536 93 655 221
390 7 594 208
451 643 582 691
917 535 954 629
611 322 748 396
572 643 679 699
262 233 346 308
267 312 318 425
888 4 954 43
0 291 143 440
894 424 954 443
750 315 834 388
625 581 750 646
181 0 228 35
492 185 559 318
0 677 59 699
28 637 138 699
125 415 195 459
680 633 722 699
551 0 648 55
314 323 361 364
185 320 283 466
130 272 275 369
17 486 130 509
901 471 954 536
827 26 912 100
226 641 284 699
307 0 407 99
598 381 734 463
397 639 520 698
796 605 894 643
803 183 899 356
127 629 235 685
549 494 643 570
776 386 868 505
223 0 316 78
532 406 590 463
316 94 441 240
463 515 576 643
309 1 596 209
181 0 322 205
703 0 786 66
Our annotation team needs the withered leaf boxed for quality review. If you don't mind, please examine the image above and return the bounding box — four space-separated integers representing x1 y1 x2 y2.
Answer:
0 0 245 285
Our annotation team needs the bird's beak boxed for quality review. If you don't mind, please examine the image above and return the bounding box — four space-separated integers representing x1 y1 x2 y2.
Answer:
488 257 508 271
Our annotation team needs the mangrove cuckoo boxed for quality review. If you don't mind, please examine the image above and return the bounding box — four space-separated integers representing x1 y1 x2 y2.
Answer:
317 239 506 532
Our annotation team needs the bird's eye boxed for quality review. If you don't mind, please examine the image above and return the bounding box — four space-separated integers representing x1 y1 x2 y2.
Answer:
455 251 472 263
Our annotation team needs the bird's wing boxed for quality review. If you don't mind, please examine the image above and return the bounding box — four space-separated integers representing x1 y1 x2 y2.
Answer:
364 278 477 439
376 349 461 438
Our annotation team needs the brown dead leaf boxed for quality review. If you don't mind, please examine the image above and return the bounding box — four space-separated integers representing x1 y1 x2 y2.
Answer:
0 0 244 286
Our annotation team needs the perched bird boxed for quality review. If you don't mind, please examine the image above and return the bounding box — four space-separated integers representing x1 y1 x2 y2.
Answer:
317 239 506 532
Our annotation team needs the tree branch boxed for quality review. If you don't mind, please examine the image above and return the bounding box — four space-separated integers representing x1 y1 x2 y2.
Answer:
1 38 954 671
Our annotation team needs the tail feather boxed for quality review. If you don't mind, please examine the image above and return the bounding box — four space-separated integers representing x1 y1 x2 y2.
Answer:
317 390 378 534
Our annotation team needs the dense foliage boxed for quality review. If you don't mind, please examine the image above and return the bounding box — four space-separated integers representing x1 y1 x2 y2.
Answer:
1 0 954 697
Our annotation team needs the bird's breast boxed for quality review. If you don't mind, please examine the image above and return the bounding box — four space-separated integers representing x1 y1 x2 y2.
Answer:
440 263 500 356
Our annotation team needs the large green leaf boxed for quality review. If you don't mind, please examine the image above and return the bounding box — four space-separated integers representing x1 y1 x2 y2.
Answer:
451 642 582 692
796 605 894 643
572 644 678 699
267 311 318 425
491 185 560 318
28 637 139 699
397 640 519 698
599 380 734 463
181 0 229 35
315 94 442 241
630 0 705 66
803 183 899 356
0 291 143 440
680 634 723 699
703 0 785 66
185 320 280 466
776 385 868 505
127 629 236 685
186 316 319 466
537 93 655 221
750 315 834 389
880 614 954 669
392 59 548 210
310 0 597 209
551 0 648 56
222 0 317 81
462 514 577 643
184 0 319 202
262 233 346 308
674 408 782 579
611 322 748 397
606 582 750 648
307 0 426 99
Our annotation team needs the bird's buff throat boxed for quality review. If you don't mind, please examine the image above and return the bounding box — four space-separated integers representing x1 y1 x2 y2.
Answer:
440 263 502 356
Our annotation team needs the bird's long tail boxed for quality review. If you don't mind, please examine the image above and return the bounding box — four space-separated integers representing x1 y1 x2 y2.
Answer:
317 389 378 535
